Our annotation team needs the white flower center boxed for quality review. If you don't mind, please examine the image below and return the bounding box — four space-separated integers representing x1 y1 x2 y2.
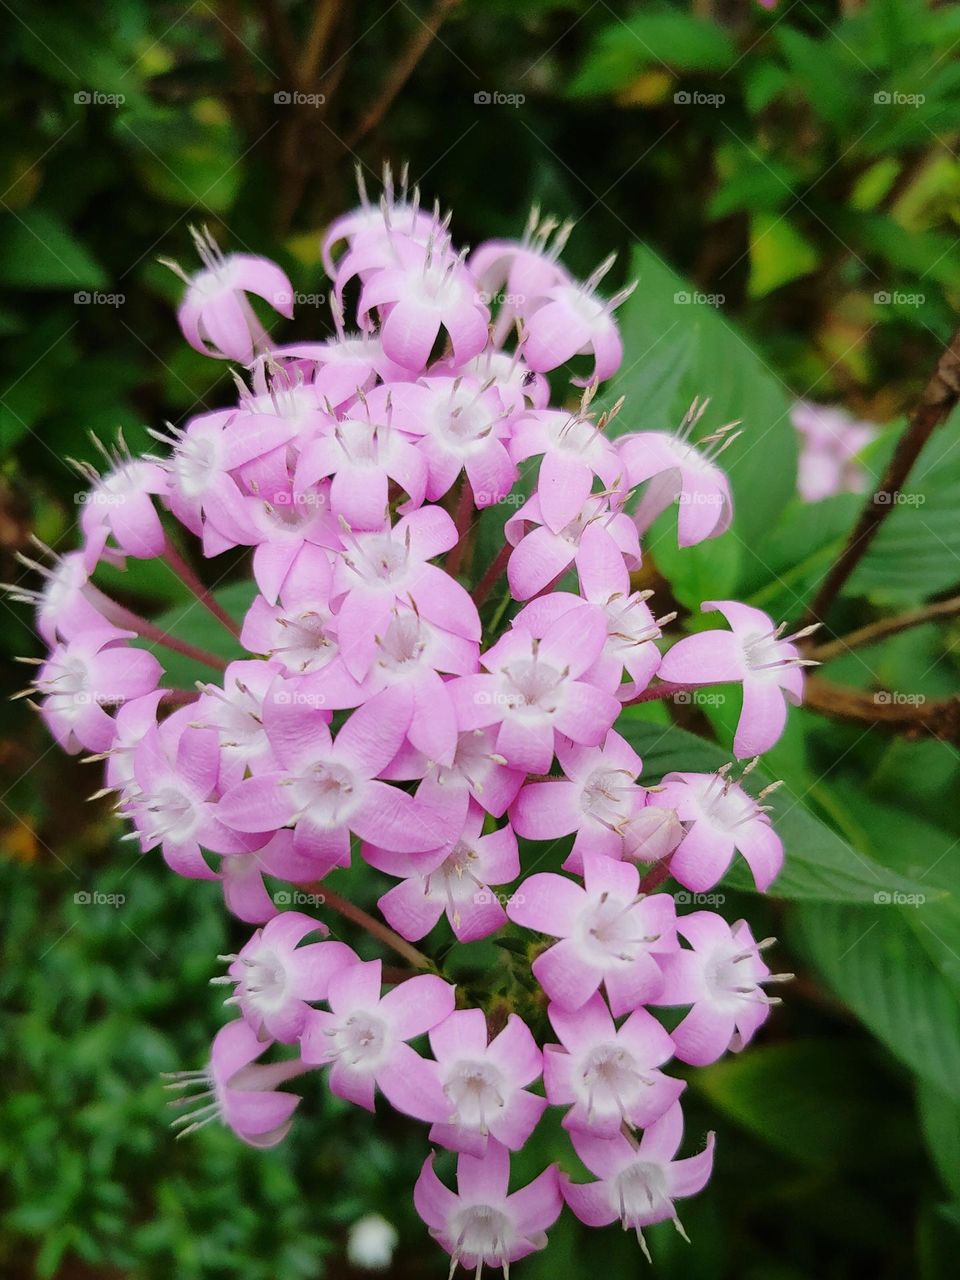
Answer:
443 1059 505 1131
612 1160 669 1226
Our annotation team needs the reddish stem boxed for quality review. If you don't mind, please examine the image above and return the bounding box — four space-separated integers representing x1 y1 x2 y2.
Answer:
472 543 511 607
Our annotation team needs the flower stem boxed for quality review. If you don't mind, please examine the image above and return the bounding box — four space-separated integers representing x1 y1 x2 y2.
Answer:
472 542 511 607
623 680 714 706
445 478 475 579
89 588 228 672
161 543 241 638
305 882 435 972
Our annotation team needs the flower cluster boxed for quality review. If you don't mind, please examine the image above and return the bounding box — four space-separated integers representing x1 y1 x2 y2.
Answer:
20 169 806 1274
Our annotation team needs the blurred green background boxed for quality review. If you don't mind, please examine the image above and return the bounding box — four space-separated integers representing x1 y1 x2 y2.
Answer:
2 1 960 1276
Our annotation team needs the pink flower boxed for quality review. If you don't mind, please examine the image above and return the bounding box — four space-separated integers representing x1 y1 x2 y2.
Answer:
365 802 519 942
218 685 444 871
36 627 162 753
217 911 356 1043
359 236 490 372
505 492 640 602
301 958 455 1120
126 722 268 879
414 1140 562 1273
450 607 621 774
653 912 785 1065
385 375 517 508
658 600 815 758
792 401 876 502
194 660 284 789
510 404 622 533
165 1019 309 1147
618 399 735 547
172 229 293 363
295 410 427 530
506 854 678 1015
332 507 480 681
510 729 646 873
427 1009 547 1155
543 992 683 1136
562 1103 714 1251
522 253 633 385
469 210 573 344
9 548 107 645
217 829 334 924
240 546 339 677
321 163 440 278
383 726 525 828
80 457 169 570
654 765 784 892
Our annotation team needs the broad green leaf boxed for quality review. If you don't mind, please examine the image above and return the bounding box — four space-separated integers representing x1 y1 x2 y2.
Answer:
694 1040 910 1169
792 902 960 1100
136 580 256 686
619 717 930 903
918 1081 960 1200
0 210 107 289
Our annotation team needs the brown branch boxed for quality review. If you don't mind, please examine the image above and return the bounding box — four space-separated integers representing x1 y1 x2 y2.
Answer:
811 593 960 662
298 0 341 84
802 676 960 741
346 0 462 148
306 883 435 971
804 324 960 627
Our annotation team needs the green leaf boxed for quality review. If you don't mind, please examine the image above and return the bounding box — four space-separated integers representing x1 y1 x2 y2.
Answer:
792 902 960 1100
570 12 736 97
0 209 107 289
748 214 820 298
694 1040 908 1169
138 580 256 685
619 717 929 903
918 1081 960 1200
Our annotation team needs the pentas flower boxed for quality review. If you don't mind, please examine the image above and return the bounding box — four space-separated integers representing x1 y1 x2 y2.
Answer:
446 344 550 413
510 399 623 534
102 690 166 796
240 547 340 677
35 627 162 753
618 397 735 547
507 854 678 1015
427 1009 547 1155
543 992 683 1136
653 912 788 1066
414 1141 562 1274
653 764 784 892
321 162 441 278
125 721 267 879
792 400 876 502
562 1103 715 1255
332 506 480 682
168 226 293 363
505 491 641 601
78 453 169 570
193 659 284 789
384 726 526 830
384 374 517 508
214 911 356 1043
364 801 520 943
450 607 622 774
301 958 455 1121
510 730 646 873
7 547 107 645
165 1019 310 1147
470 208 573 343
358 235 490 372
657 600 817 758
294 407 427 530
217 829 334 924
522 252 634 385
218 686 444 872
